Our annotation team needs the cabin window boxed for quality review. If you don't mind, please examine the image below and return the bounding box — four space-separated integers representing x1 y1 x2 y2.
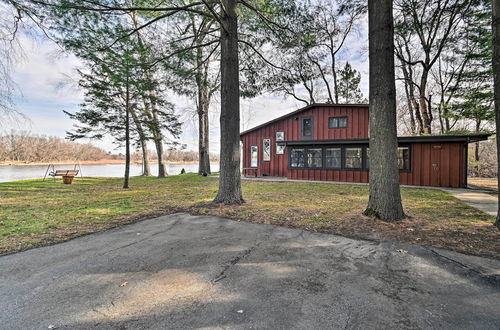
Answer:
276 132 285 155
325 148 342 169
250 146 258 167
263 139 271 161
301 117 313 139
366 146 410 171
307 148 323 168
290 148 306 168
328 116 348 129
398 146 410 170
345 147 362 169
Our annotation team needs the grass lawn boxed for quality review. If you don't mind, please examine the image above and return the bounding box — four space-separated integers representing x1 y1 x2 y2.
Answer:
1 174 498 258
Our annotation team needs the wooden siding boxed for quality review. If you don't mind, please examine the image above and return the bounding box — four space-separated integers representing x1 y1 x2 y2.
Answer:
240 104 466 188
241 105 369 178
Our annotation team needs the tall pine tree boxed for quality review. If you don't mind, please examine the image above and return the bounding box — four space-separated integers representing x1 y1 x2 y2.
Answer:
338 62 366 104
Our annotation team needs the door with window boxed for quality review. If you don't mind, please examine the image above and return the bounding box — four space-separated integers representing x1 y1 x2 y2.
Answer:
301 117 313 140
431 144 441 186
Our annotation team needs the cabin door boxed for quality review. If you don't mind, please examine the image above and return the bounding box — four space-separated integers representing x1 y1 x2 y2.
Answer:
431 144 441 186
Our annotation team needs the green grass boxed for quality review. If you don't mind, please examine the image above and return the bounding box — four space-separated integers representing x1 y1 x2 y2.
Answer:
0 174 498 258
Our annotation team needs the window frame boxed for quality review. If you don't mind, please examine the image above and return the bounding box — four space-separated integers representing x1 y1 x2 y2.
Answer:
306 148 323 168
343 146 363 170
301 116 314 140
276 132 285 155
324 147 342 170
286 144 412 172
263 138 271 162
289 147 307 169
250 145 258 168
397 145 412 172
328 116 349 129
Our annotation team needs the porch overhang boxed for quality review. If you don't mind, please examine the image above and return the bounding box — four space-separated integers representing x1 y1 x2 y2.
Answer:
280 133 492 146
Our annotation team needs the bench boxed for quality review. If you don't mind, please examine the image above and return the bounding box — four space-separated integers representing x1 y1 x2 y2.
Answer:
242 168 259 177
48 170 79 184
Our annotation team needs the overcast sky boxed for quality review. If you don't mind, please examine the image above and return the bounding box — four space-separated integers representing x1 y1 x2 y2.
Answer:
4 20 368 155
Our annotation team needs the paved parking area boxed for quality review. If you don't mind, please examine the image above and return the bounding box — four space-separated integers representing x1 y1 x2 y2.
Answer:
1 213 499 329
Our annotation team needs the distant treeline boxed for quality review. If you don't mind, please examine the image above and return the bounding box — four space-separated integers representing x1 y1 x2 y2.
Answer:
0 132 219 164
0 132 114 163
133 148 219 163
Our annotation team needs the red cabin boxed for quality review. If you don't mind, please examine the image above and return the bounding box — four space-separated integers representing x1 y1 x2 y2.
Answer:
240 104 490 188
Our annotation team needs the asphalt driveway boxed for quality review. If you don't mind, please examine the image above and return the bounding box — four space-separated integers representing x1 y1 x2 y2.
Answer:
1 213 499 329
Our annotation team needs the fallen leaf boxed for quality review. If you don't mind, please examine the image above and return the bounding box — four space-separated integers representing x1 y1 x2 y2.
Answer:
120 281 128 287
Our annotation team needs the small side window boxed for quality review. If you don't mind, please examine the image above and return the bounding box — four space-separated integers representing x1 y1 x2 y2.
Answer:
398 146 410 170
263 139 271 161
250 146 258 167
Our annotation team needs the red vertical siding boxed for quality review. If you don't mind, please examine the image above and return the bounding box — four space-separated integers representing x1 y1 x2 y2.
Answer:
240 104 466 188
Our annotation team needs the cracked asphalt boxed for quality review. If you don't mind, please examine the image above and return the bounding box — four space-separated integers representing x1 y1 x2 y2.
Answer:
1 213 499 329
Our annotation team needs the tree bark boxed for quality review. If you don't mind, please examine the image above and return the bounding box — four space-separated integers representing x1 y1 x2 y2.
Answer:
195 33 212 176
198 95 211 175
130 108 151 176
332 56 339 104
149 90 167 178
419 70 432 134
493 0 500 229
123 74 130 189
214 0 243 204
364 0 404 221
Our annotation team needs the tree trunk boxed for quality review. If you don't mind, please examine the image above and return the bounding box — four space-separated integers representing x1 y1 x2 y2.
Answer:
493 0 500 229
130 108 151 176
149 91 167 178
154 137 166 178
195 38 212 176
364 0 404 221
123 77 130 189
419 70 432 134
331 55 339 104
198 95 211 175
214 0 243 204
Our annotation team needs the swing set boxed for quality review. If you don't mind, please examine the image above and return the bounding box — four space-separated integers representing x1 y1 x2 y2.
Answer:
43 163 83 184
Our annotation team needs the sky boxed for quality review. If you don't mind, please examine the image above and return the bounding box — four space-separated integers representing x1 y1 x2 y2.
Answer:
3 20 369 155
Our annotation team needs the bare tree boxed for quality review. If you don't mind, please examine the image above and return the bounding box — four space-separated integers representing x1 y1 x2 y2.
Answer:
394 0 472 134
364 0 404 221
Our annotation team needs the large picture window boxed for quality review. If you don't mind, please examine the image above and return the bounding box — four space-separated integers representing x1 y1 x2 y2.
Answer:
250 146 258 167
301 117 313 139
328 116 348 129
307 148 322 168
287 145 411 172
345 148 362 169
365 146 410 171
290 148 306 168
325 148 341 169
263 139 271 161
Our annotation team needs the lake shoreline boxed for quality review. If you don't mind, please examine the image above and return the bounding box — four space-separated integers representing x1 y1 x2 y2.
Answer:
0 160 219 167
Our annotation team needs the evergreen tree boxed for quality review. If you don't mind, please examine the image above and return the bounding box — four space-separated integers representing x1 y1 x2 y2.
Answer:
338 62 366 103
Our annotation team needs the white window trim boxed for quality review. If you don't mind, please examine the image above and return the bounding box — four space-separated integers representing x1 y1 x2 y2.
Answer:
250 146 258 167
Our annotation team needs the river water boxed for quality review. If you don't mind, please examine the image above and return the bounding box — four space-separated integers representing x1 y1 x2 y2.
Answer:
0 163 220 183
